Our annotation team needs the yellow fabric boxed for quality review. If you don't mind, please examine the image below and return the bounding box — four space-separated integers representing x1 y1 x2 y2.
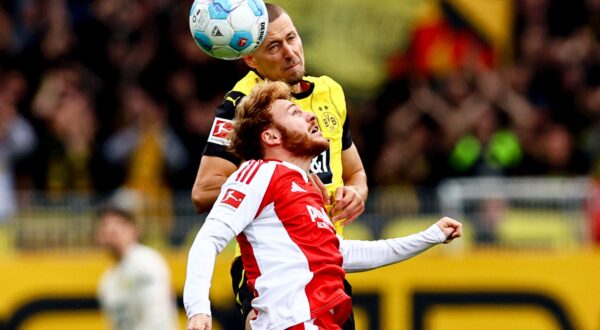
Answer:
232 71 347 200
231 71 349 255
125 128 164 193
124 128 173 246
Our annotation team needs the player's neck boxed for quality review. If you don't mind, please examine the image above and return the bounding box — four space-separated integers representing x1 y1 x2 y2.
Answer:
114 240 137 260
264 148 312 172
289 80 310 94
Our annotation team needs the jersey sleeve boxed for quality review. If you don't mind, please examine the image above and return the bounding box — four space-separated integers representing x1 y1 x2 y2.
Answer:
184 161 276 318
338 224 447 272
206 161 276 234
201 90 246 165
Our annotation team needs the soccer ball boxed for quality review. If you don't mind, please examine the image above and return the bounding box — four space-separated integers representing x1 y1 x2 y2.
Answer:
189 0 268 60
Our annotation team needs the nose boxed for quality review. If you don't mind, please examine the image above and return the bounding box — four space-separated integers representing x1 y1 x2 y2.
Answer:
305 111 316 122
282 42 294 59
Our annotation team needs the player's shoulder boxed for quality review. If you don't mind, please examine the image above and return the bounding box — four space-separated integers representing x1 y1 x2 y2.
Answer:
274 161 309 183
231 71 263 95
217 71 261 116
127 244 168 269
304 75 343 90
228 159 305 185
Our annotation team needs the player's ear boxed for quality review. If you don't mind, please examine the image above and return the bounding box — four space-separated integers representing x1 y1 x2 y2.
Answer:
261 127 281 146
243 55 258 70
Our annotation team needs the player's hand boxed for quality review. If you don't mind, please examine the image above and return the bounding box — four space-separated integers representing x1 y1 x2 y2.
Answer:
187 313 212 330
309 173 331 205
330 186 365 225
435 217 462 244
245 309 256 330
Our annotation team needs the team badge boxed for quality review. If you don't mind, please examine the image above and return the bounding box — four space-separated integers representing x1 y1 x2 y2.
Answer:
321 112 340 132
208 118 234 146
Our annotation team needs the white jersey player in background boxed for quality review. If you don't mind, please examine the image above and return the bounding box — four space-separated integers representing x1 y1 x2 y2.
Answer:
95 206 179 330
184 81 462 330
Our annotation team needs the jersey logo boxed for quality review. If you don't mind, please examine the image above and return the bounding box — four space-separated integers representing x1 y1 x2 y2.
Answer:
291 181 307 193
208 118 234 146
310 148 333 185
221 188 246 209
306 205 335 232
321 112 340 132
226 95 242 107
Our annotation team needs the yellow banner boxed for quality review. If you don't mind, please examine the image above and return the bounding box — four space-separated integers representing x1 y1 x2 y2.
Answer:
2 248 599 329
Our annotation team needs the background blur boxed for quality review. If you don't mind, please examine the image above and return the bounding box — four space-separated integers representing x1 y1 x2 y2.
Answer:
1 0 600 329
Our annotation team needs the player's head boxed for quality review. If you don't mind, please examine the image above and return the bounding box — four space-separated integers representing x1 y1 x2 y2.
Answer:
94 205 139 258
230 81 328 160
243 3 305 86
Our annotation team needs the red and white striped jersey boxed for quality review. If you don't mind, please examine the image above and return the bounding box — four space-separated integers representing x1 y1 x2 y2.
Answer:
207 159 350 329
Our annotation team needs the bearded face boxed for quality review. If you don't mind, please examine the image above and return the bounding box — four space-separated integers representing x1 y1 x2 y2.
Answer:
275 121 329 158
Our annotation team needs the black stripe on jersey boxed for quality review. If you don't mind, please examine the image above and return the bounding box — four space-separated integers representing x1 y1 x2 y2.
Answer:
342 112 353 150
217 90 246 119
202 90 247 165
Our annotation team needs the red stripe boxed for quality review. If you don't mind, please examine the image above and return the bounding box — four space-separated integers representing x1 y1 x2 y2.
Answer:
236 160 256 182
243 160 262 184
237 232 261 297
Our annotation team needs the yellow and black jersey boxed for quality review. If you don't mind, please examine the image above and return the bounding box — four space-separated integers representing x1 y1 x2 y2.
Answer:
203 70 353 200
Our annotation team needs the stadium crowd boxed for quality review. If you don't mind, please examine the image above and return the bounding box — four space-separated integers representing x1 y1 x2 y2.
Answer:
0 0 599 223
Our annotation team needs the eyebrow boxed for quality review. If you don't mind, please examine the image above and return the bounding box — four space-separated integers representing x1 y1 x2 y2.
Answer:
285 103 296 112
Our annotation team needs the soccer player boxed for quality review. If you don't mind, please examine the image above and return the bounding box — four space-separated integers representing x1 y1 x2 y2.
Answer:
95 206 179 330
183 81 462 330
191 3 367 329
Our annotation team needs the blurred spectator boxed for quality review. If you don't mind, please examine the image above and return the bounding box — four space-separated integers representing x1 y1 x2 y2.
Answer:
0 98 36 220
447 106 523 177
103 83 188 244
95 205 179 330
520 122 591 176
29 64 105 195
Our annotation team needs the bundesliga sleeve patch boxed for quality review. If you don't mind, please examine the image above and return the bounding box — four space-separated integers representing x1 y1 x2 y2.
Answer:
208 118 234 146
220 188 246 209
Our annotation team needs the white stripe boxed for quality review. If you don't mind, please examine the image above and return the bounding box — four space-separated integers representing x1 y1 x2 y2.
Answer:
303 318 318 329
237 160 257 183
245 202 313 329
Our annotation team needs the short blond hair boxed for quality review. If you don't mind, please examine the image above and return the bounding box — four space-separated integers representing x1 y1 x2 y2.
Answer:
229 81 292 160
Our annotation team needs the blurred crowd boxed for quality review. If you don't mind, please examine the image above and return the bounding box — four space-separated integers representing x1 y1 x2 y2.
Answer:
362 0 600 189
0 0 247 220
1 0 600 222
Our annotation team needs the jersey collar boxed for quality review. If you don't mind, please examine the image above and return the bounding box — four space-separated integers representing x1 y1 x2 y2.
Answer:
249 69 315 100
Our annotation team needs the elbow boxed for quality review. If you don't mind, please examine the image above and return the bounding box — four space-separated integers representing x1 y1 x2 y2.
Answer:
191 185 212 214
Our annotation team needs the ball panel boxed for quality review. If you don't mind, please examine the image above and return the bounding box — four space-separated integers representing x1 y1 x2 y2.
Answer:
229 31 253 51
211 46 240 60
193 31 214 52
190 4 210 32
206 20 234 46
247 0 266 17
249 17 267 48
228 5 255 30
208 0 233 19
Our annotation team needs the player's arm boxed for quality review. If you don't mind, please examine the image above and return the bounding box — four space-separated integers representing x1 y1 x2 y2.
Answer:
183 218 236 324
191 91 244 213
192 156 238 213
187 313 212 330
186 166 269 325
330 143 368 224
339 217 462 272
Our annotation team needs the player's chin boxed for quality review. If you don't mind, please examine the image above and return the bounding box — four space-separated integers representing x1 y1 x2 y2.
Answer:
284 69 304 84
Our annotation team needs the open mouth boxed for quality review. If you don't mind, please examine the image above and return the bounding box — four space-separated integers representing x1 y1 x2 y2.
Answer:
310 125 320 135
